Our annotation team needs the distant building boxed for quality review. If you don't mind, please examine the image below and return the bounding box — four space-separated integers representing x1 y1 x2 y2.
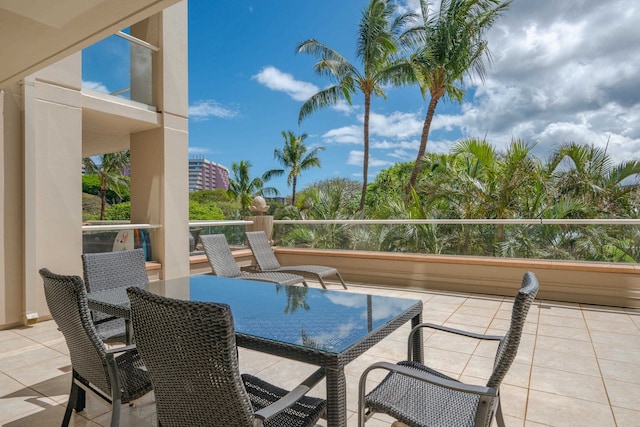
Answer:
189 156 230 191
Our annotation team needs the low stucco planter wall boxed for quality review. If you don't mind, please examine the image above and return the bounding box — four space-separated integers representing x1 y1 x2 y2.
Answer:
274 248 640 309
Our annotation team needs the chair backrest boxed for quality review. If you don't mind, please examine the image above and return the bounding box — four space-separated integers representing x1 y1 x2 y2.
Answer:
245 231 282 271
81 248 149 293
39 268 111 394
201 234 243 278
127 286 255 426
486 272 539 389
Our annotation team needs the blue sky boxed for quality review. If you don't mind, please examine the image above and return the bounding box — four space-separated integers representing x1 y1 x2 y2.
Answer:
83 0 640 196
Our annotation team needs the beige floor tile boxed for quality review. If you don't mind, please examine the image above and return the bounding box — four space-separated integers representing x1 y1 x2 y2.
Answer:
532 348 601 377
529 366 608 403
456 305 499 318
0 345 66 373
499 383 529 420
589 330 640 349
0 388 62 426
537 302 583 318
502 362 532 388
461 296 503 309
424 329 481 354
535 335 595 357
592 340 640 364
5 355 71 388
598 359 640 384
603 377 640 411
461 354 493 379
586 318 639 334
526 390 615 427
419 347 472 375
446 313 494 329
537 323 591 342
611 405 640 427
538 314 587 329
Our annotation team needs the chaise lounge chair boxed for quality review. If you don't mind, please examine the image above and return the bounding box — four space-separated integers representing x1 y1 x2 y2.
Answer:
201 233 308 286
245 231 347 289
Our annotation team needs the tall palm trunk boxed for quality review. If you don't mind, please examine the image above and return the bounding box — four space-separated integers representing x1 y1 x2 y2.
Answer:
100 187 107 220
292 176 298 205
360 93 371 211
409 94 440 188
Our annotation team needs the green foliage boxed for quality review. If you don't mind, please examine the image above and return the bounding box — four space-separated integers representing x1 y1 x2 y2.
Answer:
82 174 130 204
274 131 324 205
104 202 131 220
227 160 282 217
82 193 102 221
189 189 229 204
83 151 131 219
297 0 416 209
189 200 224 220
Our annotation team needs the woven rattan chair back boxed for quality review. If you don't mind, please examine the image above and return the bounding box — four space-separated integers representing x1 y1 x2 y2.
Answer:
82 248 148 292
245 231 282 271
81 249 148 341
200 234 244 278
487 272 539 389
127 286 256 426
40 268 152 427
40 268 111 392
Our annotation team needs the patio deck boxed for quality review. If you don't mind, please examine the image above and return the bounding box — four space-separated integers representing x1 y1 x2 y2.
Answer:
1 281 639 426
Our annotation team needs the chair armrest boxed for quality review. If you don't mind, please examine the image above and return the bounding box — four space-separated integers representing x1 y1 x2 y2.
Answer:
407 323 503 360
105 344 137 354
360 361 497 398
253 367 325 423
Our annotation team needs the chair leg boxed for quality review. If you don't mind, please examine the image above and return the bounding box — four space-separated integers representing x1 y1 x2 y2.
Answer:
110 398 121 427
317 276 328 289
62 380 79 427
495 401 506 427
335 271 348 289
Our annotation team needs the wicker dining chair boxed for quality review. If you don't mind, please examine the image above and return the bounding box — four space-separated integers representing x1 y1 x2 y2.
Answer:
81 249 148 342
39 268 152 427
127 286 326 427
245 231 347 289
358 272 539 427
201 233 309 286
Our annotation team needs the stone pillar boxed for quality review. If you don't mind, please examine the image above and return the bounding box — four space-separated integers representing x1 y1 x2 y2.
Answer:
23 54 83 324
130 2 189 280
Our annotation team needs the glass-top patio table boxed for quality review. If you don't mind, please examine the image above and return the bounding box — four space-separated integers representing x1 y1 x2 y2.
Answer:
86 274 423 427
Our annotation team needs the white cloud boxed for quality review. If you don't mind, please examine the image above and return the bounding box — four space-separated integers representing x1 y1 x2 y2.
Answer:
323 126 361 144
82 80 109 93
387 0 640 166
252 66 319 101
347 150 393 168
331 100 359 116
189 100 238 121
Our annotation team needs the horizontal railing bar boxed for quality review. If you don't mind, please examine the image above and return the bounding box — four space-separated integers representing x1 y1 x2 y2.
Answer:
115 31 159 51
274 219 640 225
82 223 161 232
189 220 254 227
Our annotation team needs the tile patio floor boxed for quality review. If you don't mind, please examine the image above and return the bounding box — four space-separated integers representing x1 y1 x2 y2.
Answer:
1 282 639 426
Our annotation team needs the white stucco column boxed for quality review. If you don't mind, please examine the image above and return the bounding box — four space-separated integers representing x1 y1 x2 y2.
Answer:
130 1 189 279
23 54 83 323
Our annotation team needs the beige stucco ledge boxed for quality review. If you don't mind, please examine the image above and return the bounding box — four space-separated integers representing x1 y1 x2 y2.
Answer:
273 248 640 309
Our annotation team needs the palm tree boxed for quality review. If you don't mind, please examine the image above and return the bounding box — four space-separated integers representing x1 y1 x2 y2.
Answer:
547 142 640 217
403 0 511 188
274 131 324 205
82 151 130 220
226 160 283 217
297 0 417 210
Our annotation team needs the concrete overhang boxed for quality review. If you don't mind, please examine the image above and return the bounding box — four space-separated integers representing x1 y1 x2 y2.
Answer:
0 0 180 87
82 89 161 157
